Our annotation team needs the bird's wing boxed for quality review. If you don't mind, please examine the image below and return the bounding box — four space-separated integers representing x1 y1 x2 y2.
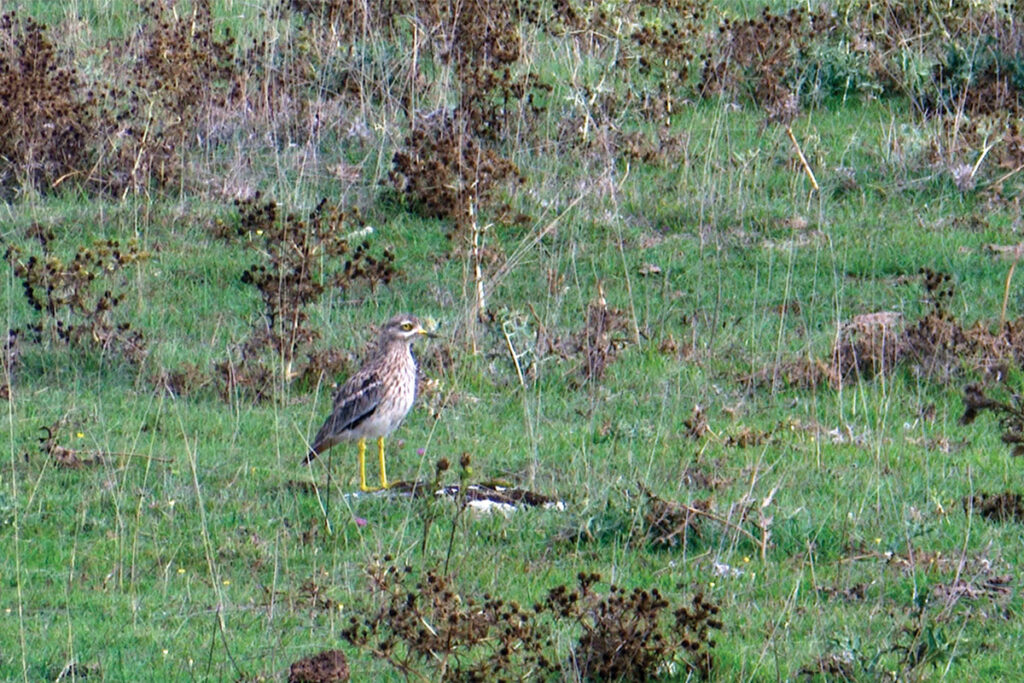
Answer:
306 370 382 457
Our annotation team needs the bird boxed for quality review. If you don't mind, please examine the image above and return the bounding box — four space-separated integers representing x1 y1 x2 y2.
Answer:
304 314 431 492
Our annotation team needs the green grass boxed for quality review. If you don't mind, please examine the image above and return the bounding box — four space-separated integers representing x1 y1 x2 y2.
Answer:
4 0 1024 680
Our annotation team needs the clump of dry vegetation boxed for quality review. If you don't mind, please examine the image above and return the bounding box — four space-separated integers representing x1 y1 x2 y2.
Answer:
98 0 240 195
578 289 633 383
342 562 558 680
342 562 722 681
0 13 94 193
963 491 1024 523
211 195 397 401
831 310 905 382
2 0 1022 206
384 0 546 260
701 7 836 120
549 0 707 126
390 111 525 232
640 485 774 559
747 267 1024 392
0 2 242 196
551 572 722 681
3 223 150 367
288 649 349 683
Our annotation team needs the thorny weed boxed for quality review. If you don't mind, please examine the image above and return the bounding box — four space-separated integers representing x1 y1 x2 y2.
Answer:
0 13 94 194
3 223 150 367
98 0 240 196
960 382 1024 458
212 194 397 401
745 267 1024 391
390 110 526 237
343 564 722 681
0 2 240 196
701 7 836 123
2 0 1024 207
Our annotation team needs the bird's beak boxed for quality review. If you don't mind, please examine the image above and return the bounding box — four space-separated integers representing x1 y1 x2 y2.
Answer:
416 318 440 338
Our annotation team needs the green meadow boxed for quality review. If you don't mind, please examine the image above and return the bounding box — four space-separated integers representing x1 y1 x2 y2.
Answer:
2 0 1024 679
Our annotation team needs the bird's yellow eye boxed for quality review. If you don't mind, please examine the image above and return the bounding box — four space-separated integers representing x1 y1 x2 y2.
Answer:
401 322 414 331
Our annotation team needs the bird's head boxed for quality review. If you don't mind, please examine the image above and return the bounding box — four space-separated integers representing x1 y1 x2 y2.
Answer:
381 314 435 343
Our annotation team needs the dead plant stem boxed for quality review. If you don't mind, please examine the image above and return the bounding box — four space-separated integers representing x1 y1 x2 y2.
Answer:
786 126 819 192
1001 255 1019 327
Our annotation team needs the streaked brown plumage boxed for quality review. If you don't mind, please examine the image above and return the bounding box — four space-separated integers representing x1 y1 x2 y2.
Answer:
304 314 430 491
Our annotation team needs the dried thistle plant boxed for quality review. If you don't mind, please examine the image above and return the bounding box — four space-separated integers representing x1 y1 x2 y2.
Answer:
3 224 150 366
0 13 95 192
342 562 724 681
212 195 397 401
960 383 1024 457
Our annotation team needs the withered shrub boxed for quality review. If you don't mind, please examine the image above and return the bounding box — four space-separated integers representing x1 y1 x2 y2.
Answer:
387 0 546 249
0 13 95 193
343 563 722 681
96 0 240 195
700 7 836 119
3 223 150 367
748 268 1024 392
390 111 524 229
213 195 396 401
0 2 240 196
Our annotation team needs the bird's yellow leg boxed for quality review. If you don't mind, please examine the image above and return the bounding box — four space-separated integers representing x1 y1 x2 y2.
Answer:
377 436 389 489
358 438 373 492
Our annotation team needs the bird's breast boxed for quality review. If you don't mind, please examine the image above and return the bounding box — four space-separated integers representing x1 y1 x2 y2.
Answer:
374 349 418 435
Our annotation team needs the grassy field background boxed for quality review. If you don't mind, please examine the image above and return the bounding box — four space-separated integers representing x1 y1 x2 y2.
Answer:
2 0 1024 680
